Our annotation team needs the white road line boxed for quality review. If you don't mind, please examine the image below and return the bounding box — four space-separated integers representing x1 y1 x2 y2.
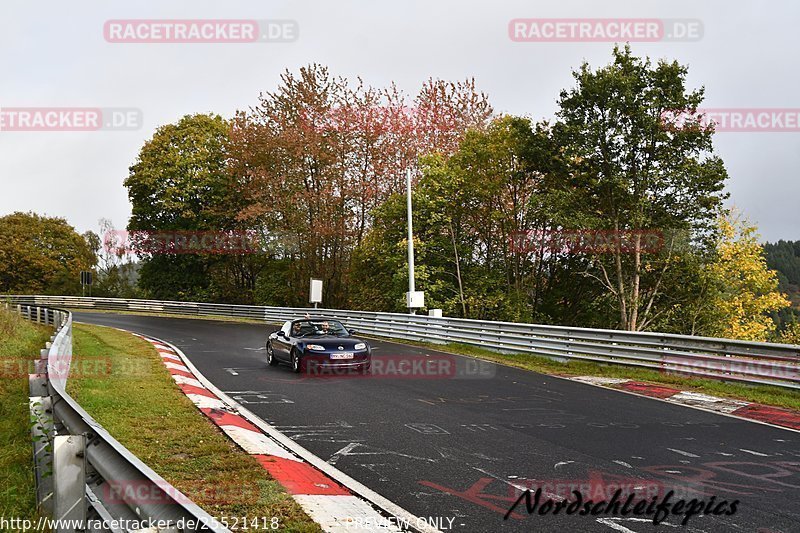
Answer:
596 517 639 532
597 517 682 531
329 442 361 465
472 466 564 502
667 448 700 458
739 448 769 457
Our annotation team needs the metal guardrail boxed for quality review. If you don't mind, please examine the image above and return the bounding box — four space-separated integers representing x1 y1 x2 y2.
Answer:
8 302 230 533
6 295 799 390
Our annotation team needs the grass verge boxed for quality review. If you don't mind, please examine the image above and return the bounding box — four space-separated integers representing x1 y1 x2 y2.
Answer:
68 322 321 532
0 308 52 521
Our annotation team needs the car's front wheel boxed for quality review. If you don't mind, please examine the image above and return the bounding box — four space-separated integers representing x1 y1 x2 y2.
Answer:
290 348 302 373
266 342 278 366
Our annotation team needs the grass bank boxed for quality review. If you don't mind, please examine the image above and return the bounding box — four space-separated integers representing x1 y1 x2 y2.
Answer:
0 308 52 522
69 322 320 532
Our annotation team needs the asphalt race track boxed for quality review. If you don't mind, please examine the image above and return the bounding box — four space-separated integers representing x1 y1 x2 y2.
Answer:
74 312 800 533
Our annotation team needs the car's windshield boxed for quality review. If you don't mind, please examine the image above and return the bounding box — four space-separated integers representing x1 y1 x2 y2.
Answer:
292 319 348 337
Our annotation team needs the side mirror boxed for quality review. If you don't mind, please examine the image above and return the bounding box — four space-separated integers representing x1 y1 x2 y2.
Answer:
277 331 286 337
348 328 358 336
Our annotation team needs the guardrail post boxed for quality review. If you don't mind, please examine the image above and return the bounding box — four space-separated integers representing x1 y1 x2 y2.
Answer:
29 396 54 515
53 435 87 531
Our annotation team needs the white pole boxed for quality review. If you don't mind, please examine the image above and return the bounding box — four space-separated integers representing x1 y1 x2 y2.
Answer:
406 168 416 314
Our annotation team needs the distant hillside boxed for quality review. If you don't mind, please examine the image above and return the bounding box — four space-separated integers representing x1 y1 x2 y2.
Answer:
764 240 800 329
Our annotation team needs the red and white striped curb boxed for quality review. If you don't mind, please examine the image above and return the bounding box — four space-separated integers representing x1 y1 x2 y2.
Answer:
569 376 800 431
129 332 433 533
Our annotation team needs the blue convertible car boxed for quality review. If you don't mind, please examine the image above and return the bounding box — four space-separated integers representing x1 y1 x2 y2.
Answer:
266 317 371 373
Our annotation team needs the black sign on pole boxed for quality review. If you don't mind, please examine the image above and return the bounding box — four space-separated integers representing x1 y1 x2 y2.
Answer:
80 271 93 297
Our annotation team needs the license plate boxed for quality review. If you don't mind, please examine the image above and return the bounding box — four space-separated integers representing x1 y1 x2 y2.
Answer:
330 352 354 360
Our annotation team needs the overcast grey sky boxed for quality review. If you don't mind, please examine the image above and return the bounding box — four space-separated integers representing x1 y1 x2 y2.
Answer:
1 0 798 241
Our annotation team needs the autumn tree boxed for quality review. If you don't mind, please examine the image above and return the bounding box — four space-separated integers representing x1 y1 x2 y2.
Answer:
351 115 603 323
779 322 800 345
124 113 260 302
701 212 790 341
229 64 492 307
553 45 728 330
0 212 96 295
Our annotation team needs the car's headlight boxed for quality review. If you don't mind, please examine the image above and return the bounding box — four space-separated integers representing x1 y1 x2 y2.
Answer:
354 343 367 350
306 344 326 351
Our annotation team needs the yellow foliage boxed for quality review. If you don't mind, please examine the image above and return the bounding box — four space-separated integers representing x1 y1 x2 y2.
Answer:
780 322 800 346
706 212 790 341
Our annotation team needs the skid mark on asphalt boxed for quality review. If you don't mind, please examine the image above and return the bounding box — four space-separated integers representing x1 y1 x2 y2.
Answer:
222 366 265 375
328 442 360 465
405 423 450 435
271 421 364 443
461 424 498 432
415 395 526 406
326 442 438 465
359 463 397 482
595 517 688 532
224 390 295 404
433 446 503 463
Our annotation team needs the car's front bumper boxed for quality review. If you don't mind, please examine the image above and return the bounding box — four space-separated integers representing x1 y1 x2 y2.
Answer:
301 351 371 374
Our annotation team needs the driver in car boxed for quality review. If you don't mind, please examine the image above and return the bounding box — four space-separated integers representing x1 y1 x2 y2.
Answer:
318 321 331 334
